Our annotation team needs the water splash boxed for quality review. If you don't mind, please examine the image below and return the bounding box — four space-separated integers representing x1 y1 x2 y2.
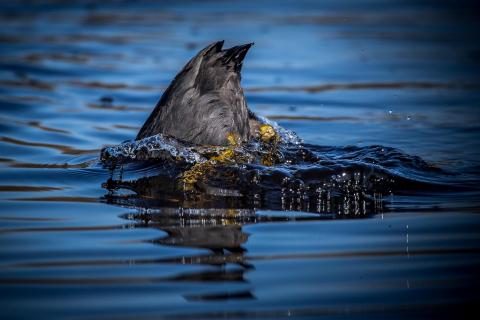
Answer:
256 115 303 145
101 133 207 165
101 117 302 166
100 120 454 215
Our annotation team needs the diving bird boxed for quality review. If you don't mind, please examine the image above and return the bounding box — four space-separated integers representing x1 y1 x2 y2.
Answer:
136 41 256 146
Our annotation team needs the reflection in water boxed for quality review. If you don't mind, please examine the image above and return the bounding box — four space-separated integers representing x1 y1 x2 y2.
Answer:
117 200 376 303
104 159 381 302
122 209 256 302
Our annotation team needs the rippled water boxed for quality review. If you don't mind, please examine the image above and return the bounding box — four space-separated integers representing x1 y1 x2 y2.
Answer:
1 1 480 319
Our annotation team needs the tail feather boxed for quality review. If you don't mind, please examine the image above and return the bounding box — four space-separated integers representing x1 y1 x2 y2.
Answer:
221 43 254 71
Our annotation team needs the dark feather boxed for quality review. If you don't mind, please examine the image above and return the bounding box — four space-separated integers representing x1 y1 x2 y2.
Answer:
136 41 254 146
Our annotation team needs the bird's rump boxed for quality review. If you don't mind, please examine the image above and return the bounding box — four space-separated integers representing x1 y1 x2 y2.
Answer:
136 41 254 146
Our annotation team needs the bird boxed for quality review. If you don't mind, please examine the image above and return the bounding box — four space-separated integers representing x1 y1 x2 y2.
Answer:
136 40 258 146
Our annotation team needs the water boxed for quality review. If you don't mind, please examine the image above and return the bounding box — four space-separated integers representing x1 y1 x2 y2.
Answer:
1 0 480 319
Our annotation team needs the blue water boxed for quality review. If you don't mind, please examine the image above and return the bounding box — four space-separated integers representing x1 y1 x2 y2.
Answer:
1 0 480 319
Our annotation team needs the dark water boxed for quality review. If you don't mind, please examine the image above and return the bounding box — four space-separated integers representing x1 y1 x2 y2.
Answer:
1 0 480 319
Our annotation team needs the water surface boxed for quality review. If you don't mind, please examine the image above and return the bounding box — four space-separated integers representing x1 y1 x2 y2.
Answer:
1 1 480 319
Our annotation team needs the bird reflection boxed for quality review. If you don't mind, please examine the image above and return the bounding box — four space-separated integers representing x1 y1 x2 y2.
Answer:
120 208 256 301
124 208 255 258
103 163 383 301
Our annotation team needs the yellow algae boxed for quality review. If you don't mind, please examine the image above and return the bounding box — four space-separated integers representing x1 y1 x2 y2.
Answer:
181 126 280 188
181 134 239 189
259 124 277 143
227 132 241 147
258 124 280 166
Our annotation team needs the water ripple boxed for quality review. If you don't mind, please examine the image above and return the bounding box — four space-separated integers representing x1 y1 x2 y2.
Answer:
0 136 98 155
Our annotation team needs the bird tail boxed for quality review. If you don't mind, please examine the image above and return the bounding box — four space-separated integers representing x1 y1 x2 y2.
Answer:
221 43 254 71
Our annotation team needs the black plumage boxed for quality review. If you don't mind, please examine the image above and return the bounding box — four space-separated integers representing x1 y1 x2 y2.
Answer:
136 41 254 146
